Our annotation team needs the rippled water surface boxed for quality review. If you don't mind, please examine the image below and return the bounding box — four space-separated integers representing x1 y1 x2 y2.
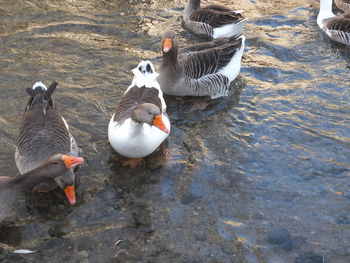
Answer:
0 0 349 262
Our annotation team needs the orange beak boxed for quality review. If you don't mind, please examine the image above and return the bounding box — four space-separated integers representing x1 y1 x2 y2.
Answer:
163 38 172 53
153 114 169 134
64 185 76 205
61 155 84 169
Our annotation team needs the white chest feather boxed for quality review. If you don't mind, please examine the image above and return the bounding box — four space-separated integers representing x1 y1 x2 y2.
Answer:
217 36 245 82
108 115 170 158
213 20 245 39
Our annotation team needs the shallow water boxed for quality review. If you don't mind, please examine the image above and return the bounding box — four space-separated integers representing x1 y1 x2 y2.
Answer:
0 0 349 262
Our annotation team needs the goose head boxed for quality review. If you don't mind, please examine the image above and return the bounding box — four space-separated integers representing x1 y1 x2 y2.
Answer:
1 154 84 205
131 60 159 83
129 61 161 90
47 154 84 205
131 103 169 134
162 31 178 56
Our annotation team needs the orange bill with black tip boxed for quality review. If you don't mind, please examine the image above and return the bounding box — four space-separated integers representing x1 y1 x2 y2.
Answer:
64 185 76 205
61 155 84 169
163 38 172 53
153 114 169 134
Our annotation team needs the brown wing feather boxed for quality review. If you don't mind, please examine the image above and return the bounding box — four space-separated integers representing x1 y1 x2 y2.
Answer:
203 5 231 12
113 86 162 123
17 106 71 159
327 17 350 32
182 36 243 79
190 9 243 28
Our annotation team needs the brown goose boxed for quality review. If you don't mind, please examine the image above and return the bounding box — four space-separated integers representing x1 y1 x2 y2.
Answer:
335 0 350 13
157 31 245 99
15 81 81 204
317 0 350 45
0 154 84 191
108 61 170 167
183 0 245 39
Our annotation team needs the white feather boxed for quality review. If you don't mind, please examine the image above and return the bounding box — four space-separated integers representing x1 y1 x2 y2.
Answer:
125 60 166 111
213 19 246 39
108 114 170 158
61 117 70 131
32 81 47 91
13 249 37 254
217 35 245 82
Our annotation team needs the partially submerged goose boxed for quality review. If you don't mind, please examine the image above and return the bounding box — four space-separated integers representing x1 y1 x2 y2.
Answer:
157 31 245 99
108 61 170 167
317 0 350 45
15 81 82 205
335 0 350 13
183 0 245 38
1 154 84 191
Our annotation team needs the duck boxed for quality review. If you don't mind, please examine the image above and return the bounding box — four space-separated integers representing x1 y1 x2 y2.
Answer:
157 31 245 99
183 0 245 39
15 81 82 205
0 154 84 192
108 60 170 167
335 0 350 13
317 0 350 45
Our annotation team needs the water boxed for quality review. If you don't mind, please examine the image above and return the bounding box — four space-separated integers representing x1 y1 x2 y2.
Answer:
0 0 349 262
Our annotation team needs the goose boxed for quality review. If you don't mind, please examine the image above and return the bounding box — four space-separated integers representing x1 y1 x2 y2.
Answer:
15 81 82 205
335 0 350 13
317 0 350 45
108 60 170 167
0 154 84 191
157 31 245 99
183 0 245 39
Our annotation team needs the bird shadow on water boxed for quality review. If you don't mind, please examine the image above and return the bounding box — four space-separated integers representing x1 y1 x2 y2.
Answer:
165 76 245 127
329 41 350 67
0 188 75 253
22 166 84 220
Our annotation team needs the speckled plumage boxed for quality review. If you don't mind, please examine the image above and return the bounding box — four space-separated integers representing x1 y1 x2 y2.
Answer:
108 61 170 159
317 0 350 45
157 32 245 99
183 0 245 38
15 81 77 174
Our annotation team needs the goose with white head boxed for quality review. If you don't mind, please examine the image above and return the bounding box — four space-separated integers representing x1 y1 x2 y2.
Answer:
317 0 350 45
15 81 82 205
108 61 170 167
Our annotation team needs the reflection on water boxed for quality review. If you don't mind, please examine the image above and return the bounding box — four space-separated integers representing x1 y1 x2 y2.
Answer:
0 0 349 262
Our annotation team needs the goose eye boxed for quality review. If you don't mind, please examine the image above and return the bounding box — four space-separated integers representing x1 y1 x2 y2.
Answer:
53 161 59 165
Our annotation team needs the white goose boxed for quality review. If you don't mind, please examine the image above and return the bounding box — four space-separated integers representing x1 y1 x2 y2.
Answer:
183 0 245 39
108 61 170 167
317 0 350 45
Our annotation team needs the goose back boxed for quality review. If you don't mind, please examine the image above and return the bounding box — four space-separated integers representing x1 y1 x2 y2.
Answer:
113 86 163 124
15 82 71 174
